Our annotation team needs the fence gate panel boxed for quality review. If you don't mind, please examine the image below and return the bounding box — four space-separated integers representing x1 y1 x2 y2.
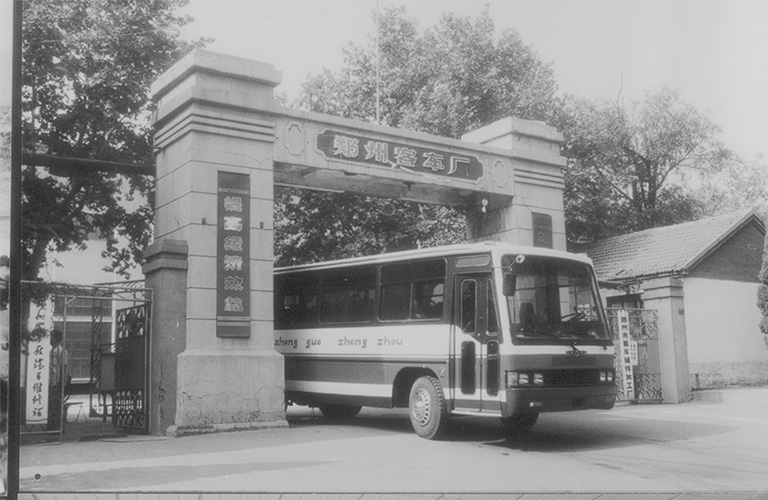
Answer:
607 308 663 402
113 304 150 432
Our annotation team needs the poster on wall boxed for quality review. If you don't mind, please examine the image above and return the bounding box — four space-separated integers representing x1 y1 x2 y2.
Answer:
216 171 251 338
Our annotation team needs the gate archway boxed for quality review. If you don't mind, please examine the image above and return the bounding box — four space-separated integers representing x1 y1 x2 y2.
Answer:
145 50 568 435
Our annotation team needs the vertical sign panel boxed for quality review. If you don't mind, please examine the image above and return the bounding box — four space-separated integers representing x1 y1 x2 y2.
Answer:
217 172 251 338
532 213 553 249
25 336 51 424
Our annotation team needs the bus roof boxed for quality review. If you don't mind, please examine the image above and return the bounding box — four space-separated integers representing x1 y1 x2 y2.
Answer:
274 241 595 273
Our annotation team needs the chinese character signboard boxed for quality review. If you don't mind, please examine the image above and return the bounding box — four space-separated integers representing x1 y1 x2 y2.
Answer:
532 213 553 249
217 171 250 338
25 335 51 425
617 309 636 401
317 130 483 181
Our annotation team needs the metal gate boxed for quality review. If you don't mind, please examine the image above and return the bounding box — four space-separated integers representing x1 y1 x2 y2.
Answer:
21 282 151 440
113 303 150 431
607 308 663 402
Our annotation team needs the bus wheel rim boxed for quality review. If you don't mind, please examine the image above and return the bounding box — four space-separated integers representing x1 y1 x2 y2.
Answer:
412 388 431 425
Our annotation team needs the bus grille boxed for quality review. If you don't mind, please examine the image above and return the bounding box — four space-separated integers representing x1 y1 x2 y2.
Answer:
546 369 602 386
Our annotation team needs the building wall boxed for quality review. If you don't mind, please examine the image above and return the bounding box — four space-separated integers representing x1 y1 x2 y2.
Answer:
684 277 768 388
689 222 764 283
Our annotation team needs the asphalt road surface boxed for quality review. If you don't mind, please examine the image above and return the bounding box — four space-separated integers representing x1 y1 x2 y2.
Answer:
19 390 768 494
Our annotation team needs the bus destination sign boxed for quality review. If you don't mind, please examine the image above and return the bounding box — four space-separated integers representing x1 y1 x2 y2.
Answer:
317 130 483 182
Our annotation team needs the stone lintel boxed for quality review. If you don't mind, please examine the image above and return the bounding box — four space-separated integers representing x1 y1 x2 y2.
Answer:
640 276 685 300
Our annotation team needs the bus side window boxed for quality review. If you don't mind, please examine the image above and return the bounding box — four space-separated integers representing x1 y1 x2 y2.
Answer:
461 280 477 333
412 281 444 319
380 282 410 320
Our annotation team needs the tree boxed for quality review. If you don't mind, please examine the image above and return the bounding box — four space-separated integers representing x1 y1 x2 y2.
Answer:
691 153 768 220
18 0 207 336
277 6 562 264
275 190 466 267
21 0 206 284
560 88 731 245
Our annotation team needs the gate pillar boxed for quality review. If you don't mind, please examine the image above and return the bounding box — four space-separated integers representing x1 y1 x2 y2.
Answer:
149 51 287 435
462 117 567 251
143 239 188 434
641 277 691 403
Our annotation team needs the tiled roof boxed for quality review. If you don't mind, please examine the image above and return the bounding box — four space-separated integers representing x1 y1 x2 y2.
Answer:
583 209 764 282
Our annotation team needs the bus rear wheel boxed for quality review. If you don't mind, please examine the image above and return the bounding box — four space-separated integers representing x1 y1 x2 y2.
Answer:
409 376 449 440
318 404 362 419
501 412 538 438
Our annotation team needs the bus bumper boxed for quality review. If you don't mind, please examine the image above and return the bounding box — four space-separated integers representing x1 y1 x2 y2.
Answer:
502 384 616 416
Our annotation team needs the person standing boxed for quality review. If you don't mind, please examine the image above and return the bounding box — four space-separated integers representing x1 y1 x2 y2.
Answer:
47 329 68 431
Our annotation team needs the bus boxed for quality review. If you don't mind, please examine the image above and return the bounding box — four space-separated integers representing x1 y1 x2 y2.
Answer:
274 241 616 439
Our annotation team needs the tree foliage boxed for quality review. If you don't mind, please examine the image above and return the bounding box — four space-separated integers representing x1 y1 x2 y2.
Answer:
21 0 206 282
559 88 732 245
277 6 562 265
691 153 768 221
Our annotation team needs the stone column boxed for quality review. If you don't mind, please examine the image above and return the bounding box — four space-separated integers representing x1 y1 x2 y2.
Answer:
143 239 188 434
642 277 691 403
149 50 287 435
462 117 567 251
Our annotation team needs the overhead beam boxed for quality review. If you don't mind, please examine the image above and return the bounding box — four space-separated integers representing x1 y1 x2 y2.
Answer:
22 153 155 176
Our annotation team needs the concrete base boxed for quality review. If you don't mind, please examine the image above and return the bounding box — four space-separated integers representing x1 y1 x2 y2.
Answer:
166 420 288 438
173 349 286 432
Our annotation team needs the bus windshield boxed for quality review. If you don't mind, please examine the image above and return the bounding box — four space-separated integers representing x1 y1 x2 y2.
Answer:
503 254 609 343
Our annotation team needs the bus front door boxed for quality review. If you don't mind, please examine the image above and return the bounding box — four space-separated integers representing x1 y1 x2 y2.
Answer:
452 274 501 413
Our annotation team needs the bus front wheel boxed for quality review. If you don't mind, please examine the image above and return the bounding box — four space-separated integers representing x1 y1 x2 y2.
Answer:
409 376 449 440
501 412 538 438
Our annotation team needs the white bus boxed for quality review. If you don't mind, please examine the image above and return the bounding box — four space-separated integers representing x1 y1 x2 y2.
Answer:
274 241 616 439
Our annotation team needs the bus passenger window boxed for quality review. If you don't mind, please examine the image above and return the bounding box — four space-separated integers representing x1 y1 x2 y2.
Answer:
412 281 444 319
380 282 410 320
461 280 476 333
379 259 446 322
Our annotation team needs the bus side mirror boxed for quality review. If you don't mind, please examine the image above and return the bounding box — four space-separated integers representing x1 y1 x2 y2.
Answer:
503 273 516 296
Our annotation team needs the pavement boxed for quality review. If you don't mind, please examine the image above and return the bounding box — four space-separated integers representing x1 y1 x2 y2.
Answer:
13 386 768 500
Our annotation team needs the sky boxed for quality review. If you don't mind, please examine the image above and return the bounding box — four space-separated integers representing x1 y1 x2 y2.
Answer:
1 0 767 157
178 0 768 160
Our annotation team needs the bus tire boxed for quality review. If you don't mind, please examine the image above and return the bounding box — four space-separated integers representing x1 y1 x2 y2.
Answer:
318 404 362 419
409 376 450 440
501 412 538 438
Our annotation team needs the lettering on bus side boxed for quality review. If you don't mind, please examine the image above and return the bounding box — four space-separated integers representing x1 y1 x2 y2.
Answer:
378 336 403 346
274 337 298 349
338 336 368 348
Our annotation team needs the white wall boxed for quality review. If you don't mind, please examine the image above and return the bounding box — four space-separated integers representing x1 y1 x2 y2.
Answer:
684 277 768 388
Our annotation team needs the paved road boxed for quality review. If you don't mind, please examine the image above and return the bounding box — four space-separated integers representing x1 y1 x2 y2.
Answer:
18 388 768 495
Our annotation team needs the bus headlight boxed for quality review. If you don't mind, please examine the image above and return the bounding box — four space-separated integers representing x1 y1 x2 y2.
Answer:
505 371 545 387
599 370 615 383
